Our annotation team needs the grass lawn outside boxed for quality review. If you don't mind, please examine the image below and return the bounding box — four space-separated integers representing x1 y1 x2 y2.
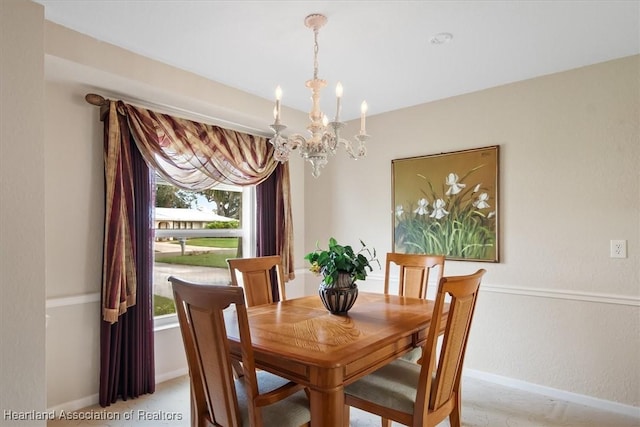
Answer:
168 237 238 248
155 250 237 268
154 238 238 315
154 294 176 316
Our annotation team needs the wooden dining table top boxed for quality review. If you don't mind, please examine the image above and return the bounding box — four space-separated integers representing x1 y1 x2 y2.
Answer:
226 291 446 427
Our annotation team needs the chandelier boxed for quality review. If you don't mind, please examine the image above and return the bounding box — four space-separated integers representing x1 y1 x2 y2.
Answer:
269 14 369 178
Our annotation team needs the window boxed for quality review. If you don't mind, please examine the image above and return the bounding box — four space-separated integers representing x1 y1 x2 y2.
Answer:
152 177 255 324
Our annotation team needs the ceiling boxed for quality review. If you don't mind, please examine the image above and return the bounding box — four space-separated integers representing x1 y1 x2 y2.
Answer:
36 1 639 122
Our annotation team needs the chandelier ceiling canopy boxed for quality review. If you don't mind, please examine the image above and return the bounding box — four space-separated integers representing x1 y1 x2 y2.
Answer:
269 13 369 178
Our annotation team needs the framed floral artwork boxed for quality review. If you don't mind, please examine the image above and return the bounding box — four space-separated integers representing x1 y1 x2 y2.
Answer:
392 145 499 262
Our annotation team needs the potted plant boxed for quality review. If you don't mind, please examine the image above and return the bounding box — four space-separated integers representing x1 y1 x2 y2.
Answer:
305 237 379 314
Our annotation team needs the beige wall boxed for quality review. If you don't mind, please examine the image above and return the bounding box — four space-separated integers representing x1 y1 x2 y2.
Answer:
304 55 640 407
0 0 47 424
34 4 639 414
44 80 104 407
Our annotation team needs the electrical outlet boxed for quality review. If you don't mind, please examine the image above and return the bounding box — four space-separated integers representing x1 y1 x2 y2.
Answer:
610 240 627 258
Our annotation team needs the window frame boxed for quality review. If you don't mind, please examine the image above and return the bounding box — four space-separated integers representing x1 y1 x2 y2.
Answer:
153 184 255 330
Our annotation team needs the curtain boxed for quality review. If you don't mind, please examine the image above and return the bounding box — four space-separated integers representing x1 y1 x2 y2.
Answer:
275 162 295 281
120 101 295 277
101 103 137 323
256 168 278 300
100 101 155 406
97 98 295 405
256 169 277 257
257 164 295 282
122 102 276 189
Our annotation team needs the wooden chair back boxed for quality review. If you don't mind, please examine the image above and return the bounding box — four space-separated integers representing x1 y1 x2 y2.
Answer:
417 269 486 424
227 255 286 307
170 277 254 426
384 253 445 299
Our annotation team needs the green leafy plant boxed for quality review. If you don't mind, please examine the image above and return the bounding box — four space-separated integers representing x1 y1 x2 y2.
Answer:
304 237 379 288
394 165 496 259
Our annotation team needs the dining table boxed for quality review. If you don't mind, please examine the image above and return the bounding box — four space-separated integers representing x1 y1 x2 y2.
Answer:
226 291 447 427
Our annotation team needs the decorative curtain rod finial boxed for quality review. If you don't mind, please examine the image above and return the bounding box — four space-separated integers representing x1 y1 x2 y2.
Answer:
85 93 108 106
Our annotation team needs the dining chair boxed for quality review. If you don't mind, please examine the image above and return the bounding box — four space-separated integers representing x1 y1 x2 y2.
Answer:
227 255 286 307
384 252 445 299
384 253 445 363
344 269 486 427
169 276 310 427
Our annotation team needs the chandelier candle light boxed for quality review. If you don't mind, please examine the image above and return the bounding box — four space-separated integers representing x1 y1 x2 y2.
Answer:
269 13 369 178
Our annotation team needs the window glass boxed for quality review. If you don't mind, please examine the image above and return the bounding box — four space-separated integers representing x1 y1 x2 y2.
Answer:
152 177 253 319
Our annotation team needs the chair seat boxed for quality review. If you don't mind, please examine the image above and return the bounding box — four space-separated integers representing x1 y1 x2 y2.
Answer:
236 371 310 427
400 346 422 363
345 358 420 416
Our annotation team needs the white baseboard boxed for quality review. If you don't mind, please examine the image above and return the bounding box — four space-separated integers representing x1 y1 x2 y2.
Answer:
155 368 188 384
464 369 640 419
47 393 99 413
46 370 189 413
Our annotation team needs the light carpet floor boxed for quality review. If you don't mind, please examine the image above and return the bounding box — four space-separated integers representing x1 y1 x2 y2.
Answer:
48 375 639 427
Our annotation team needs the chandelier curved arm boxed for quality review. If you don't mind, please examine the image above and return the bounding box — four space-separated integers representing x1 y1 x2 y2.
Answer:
322 131 338 155
341 134 368 159
270 132 306 163
287 133 307 152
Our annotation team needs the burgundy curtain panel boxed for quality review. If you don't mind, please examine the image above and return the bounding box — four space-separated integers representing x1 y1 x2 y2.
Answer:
257 163 296 299
100 102 155 406
256 168 277 257
256 169 279 300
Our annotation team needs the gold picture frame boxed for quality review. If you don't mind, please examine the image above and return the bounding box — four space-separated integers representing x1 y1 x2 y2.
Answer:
392 145 499 262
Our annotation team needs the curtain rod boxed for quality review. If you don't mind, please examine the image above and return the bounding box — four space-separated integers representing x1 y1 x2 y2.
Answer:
84 93 271 138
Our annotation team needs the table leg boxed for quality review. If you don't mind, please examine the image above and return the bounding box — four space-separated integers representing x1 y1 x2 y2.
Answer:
309 387 345 427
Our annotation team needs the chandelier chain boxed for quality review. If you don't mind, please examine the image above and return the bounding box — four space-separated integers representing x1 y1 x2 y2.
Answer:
313 28 320 81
